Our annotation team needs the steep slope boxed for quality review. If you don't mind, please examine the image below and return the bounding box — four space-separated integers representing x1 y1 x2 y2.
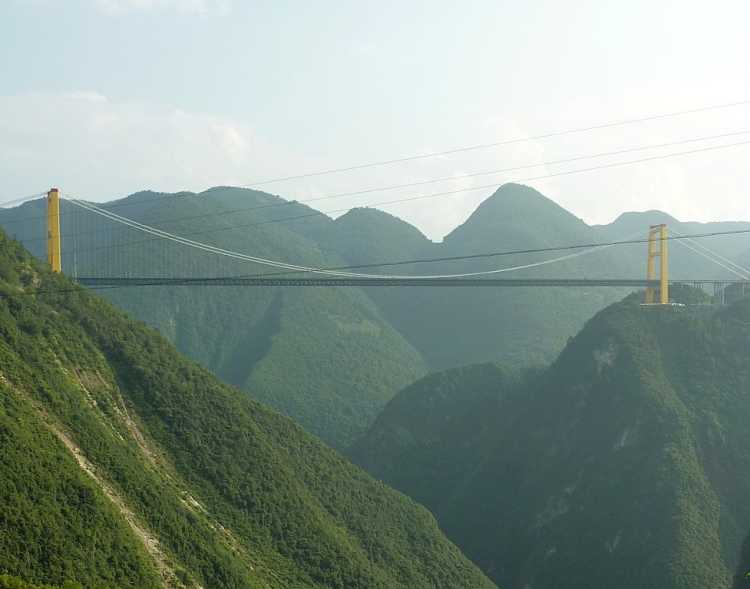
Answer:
324 207 433 263
0 188 426 448
0 230 494 589
5 184 748 445
328 185 750 371
352 289 750 589
330 183 631 369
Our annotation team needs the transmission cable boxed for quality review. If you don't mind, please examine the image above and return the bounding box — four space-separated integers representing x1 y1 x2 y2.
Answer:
668 228 750 279
669 227 750 276
243 99 750 186
54 136 750 261
231 228 750 279
9 128 750 233
71 198 627 279
671 238 749 280
70 198 750 280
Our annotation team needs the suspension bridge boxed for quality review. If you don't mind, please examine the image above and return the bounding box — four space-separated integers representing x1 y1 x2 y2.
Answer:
26 188 750 304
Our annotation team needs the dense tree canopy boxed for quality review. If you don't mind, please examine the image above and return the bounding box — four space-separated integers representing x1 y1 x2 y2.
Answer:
0 229 494 589
353 289 750 589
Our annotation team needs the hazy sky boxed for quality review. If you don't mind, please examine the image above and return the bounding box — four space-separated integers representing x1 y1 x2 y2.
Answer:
2 0 750 239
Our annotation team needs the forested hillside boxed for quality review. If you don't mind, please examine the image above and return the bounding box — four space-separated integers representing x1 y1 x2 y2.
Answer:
352 289 750 589
321 183 750 369
325 184 631 368
0 229 495 589
0 188 426 448
2 183 748 447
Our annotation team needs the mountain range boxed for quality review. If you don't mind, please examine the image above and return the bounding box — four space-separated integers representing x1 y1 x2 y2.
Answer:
2 183 748 448
3 181 750 588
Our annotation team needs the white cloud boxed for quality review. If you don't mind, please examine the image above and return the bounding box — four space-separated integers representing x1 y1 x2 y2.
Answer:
2 91 749 241
0 92 292 202
93 0 231 15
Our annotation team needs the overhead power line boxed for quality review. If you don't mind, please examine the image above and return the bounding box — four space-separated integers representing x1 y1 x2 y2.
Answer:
6 226 750 301
6 99 750 223
669 227 750 279
243 99 750 186
232 228 750 279
73 198 628 279
51 136 750 260
273 129 750 206
5 222 750 297
7 128 750 233
69 198 750 280
672 238 749 280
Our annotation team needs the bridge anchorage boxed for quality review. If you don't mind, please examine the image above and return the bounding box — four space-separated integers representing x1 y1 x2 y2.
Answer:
43 188 749 304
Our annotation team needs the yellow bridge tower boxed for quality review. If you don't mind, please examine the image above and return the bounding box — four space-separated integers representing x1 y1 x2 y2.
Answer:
47 187 61 273
645 223 669 304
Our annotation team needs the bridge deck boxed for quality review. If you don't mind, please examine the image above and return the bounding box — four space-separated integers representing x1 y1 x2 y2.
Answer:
75 277 750 288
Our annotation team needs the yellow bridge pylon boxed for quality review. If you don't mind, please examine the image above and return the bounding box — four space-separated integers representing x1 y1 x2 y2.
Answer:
47 187 61 273
645 223 669 304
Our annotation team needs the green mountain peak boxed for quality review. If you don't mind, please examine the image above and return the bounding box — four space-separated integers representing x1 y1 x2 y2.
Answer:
445 183 592 251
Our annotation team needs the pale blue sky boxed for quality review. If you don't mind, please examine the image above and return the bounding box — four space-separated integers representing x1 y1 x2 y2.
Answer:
2 0 750 238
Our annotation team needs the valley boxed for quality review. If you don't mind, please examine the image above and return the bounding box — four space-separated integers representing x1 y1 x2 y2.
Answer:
4 4 750 587
4 183 747 450
2 182 750 588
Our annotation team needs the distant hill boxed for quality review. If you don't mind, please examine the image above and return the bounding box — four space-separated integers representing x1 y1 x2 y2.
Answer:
596 210 750 280
0 228 495 589
351 289 750 589
0 188 427 449
328 184 636 369
3 183 748 447
324 184 750 369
